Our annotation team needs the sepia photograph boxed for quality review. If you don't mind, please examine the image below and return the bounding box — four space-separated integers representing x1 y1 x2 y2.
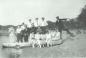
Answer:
0 0 86 58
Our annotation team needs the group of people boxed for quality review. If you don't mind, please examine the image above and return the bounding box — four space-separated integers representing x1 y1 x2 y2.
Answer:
9 17 49 43
8 16 74 44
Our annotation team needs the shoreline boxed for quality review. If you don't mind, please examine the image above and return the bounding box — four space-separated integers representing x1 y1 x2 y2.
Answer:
0 30 9 36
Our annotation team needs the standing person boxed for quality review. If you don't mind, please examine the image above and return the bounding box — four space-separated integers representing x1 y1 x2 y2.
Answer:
25 19 32 34
8 27 17 43
27 19 33 28
34 18 40 33
27 19 33 33
56 16 74 39
40 17 48 34
21 23 28 42
24 19 33 41
31 23 37 34
41 17 48 26
21 23 26 30
34 18 39 27
16 25 23 43
23 25 29 42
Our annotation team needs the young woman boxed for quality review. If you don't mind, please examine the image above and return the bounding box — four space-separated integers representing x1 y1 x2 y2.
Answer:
8 27 17 43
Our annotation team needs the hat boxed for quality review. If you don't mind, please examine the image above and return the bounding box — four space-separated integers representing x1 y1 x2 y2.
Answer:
29 19 31 21
36 18 38 20
56 16 59 18
42 17 45 19
56 16 60 20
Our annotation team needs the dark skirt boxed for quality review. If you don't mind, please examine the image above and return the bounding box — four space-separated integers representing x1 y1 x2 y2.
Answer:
39 26 48 34
17 33 23 42
30 27 37 34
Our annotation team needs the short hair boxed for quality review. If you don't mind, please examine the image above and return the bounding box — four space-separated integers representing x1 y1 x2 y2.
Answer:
36 18 38 20
29 19 31 21
42 17 45 20
21 22 24 25
56 16 59 19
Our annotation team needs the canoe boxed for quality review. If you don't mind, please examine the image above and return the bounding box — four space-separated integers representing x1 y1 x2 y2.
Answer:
2 42 30 48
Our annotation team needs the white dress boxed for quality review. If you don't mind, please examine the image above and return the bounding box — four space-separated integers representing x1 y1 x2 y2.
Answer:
40 20 48 27
9 29 17 43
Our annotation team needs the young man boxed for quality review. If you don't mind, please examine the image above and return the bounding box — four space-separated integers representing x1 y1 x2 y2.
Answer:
23 26 28 42
34 18 39 27
41 17 48 27
16 25 23 42
56 16 74 39
21 23 28 42
33 18 41 33
40 17 48 34
24 19 33 34
27 19 33 28
26 19 33 40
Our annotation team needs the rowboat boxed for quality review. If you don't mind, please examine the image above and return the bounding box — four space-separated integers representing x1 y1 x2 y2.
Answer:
2 42 30 48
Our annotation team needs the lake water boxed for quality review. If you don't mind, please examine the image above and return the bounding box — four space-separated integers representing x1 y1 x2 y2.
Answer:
0 36 43 58
1 34 86 58
0 36 21 58
0 36 57 58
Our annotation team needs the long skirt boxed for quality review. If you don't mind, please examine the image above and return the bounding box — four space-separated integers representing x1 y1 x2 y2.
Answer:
17 33 23 42
9 33 17 43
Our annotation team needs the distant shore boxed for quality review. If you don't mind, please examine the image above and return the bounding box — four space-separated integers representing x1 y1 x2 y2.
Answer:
0 30 9 36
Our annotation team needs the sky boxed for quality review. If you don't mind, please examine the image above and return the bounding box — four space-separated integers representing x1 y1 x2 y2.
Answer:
0 0 86 26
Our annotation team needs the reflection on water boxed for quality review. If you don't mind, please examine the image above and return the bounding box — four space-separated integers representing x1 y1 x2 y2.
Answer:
2 48 23 58
9 48 23 58
0 36 23 58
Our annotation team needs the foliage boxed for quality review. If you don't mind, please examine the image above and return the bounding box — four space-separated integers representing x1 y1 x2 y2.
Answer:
77 5 86 26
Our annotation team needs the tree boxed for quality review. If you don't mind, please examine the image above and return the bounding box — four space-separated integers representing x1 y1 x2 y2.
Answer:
77 5 86 26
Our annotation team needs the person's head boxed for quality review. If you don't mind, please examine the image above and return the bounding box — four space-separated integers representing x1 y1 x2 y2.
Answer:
35 18 38 21
28 19 31 22
42 17 45 21
17 25 21 28
21 22 25 25
56 16 59 20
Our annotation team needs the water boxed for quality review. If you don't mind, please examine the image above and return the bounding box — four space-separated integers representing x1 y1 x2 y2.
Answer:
0 36 23 58
0 36 52 58
1 34 85 58
0 36 66 58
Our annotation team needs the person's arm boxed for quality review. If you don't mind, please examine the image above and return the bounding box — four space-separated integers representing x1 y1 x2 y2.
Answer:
45 20 48 26
60 19 67 21
15 29 18 34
